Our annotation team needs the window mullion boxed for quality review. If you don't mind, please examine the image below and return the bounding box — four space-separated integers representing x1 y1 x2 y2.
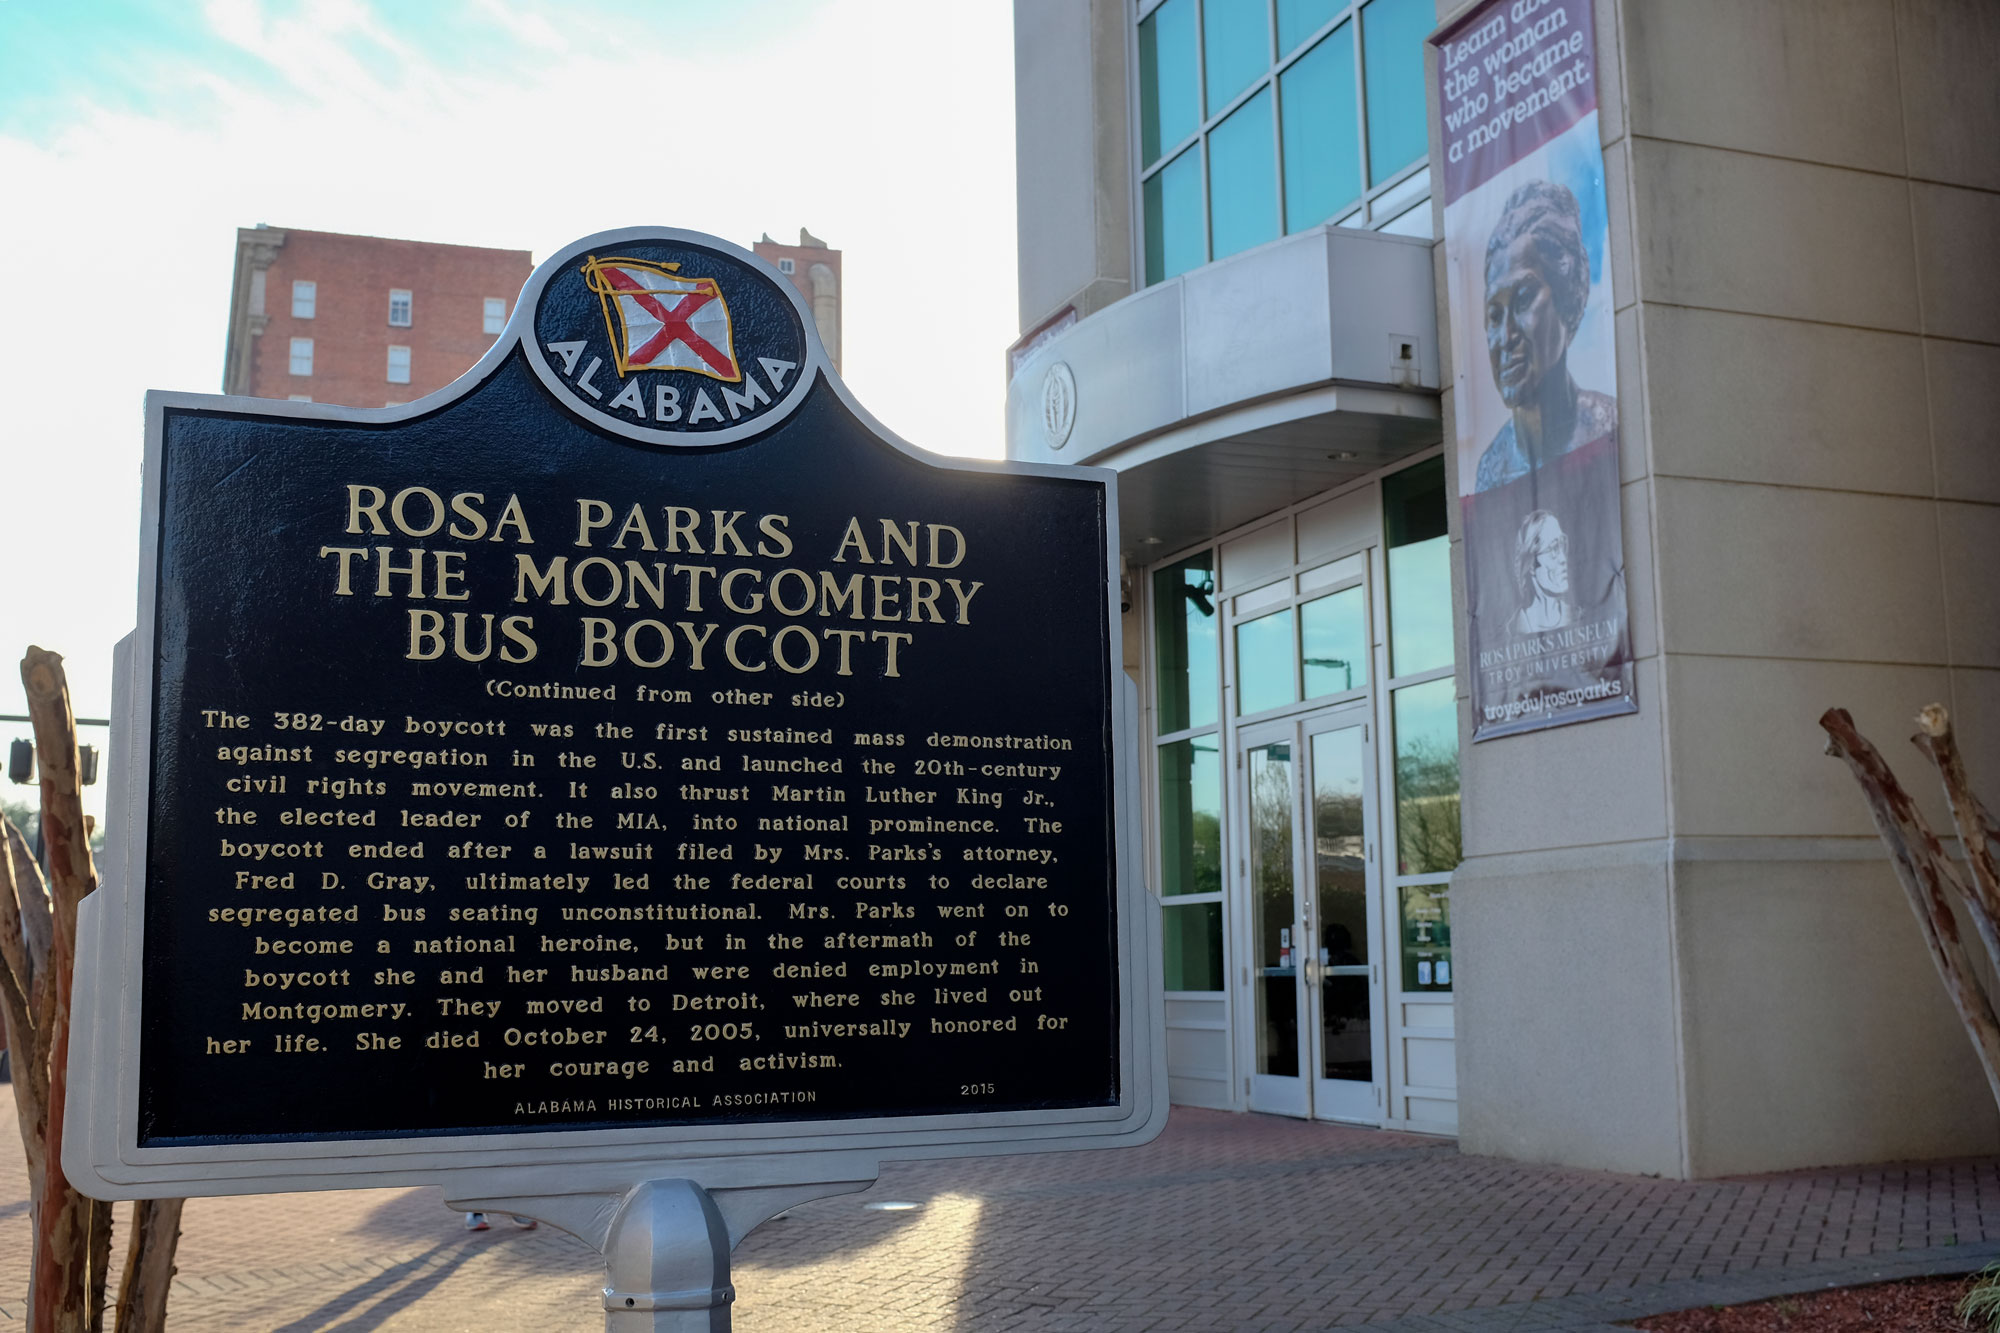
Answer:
1350 0 1373 216
1384 662 1455 692
1141 125 1204 181
1269 0 1288 238
1273 1 1360 76
1193 0 1213 265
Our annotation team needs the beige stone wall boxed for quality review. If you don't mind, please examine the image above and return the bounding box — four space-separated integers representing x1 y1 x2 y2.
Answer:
1443 0 1688 1176
1011 0 1133 334
1447 0 2000 1176
1633 0 2000 1176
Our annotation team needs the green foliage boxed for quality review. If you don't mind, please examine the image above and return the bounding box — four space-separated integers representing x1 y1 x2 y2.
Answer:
1187 810 1222 895
0 795 35 845
0 795 106 861
1959 1261 2000 1332
1394 736 1462 875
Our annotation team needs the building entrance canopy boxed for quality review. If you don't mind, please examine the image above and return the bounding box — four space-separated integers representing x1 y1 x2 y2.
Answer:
1006 224 1443 560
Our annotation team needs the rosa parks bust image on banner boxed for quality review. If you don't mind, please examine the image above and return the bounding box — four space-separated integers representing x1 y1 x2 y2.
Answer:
1473 179 1616 494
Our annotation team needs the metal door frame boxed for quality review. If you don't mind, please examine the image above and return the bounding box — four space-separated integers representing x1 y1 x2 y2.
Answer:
1299 705 1385 1123
1232 700 1382 1122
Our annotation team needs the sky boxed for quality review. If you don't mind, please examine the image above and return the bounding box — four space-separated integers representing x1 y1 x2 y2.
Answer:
0 0 1021 829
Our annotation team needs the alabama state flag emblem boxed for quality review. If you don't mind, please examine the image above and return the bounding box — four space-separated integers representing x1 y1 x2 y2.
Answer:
581 255 742 382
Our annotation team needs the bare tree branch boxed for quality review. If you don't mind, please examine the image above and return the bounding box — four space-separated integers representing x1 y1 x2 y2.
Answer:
1916 704 2000 939
0 813 48 1201
0 818 40 1017
7 819 52 996
1821 706 2000 1110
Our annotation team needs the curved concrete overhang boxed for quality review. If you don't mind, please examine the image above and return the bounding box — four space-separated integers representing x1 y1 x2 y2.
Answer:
1007 224 1443 560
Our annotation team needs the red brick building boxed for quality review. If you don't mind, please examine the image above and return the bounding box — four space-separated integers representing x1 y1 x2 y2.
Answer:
752 228 842 371
222 227 534 407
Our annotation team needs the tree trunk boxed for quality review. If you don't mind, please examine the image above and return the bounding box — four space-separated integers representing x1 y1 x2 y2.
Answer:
85 1200 111 1333
0 816 49 1199
1916 703 2000 939
1821 707 2000 1109
113 1199 185 1333
12 649 187 1332
23 648 98 1333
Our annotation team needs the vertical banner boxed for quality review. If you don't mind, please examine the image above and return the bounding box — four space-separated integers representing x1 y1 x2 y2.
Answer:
1433 0 1637 741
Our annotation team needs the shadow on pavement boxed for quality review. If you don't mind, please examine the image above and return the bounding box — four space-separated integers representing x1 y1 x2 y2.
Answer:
269 1240 483 1333
346 1189 487 1246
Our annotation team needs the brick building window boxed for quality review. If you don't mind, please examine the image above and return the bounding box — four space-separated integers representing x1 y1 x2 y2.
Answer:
292 280 316 319
387 345 411 384
388 289 413 327
483 297 507 334
778 258 796 274
289 338 313 376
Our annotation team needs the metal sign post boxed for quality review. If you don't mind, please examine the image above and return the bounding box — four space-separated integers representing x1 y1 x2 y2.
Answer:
66 228 1163 1328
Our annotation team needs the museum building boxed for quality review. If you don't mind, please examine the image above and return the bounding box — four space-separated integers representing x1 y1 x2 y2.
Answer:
1004 0 2000 1177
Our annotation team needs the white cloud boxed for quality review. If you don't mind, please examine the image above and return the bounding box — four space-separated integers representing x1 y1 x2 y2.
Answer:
0 0 1019 777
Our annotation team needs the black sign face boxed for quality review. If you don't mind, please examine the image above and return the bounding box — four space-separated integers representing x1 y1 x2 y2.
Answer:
136 230 1119 1146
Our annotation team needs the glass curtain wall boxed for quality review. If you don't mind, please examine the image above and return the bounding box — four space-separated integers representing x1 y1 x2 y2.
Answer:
1137 0 1436 286
1148 458 1461 1090
1382 457 1459 994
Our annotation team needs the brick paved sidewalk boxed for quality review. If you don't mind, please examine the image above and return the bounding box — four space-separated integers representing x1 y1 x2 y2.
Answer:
4 1096 1998 1331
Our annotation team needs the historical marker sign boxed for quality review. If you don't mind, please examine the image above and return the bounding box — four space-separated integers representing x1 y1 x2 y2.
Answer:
66 228 1161 1214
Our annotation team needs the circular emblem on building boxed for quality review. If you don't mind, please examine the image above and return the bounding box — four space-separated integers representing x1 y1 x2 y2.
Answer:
524 228 817 447
1041 361 1077 451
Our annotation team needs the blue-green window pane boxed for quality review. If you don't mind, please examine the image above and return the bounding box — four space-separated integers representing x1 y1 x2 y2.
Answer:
1208 88 1278 261
1388 538 1451 675
1278 0 1344 55
1153 551 1218 732
1158 737 1223 897
1393 678 1461 875
1384 457 1452 676
1164 901 1225 990
1362 0 1430 185
1203 0 1271 114
1144 146 1205 285
1301 586 1367 698
1139 0 1199 165
1280 23 1361 233
1235 607 1296 715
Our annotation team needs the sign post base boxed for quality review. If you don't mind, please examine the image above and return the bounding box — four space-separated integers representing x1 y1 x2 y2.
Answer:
602 1179 734 1332
446 1172 877 1330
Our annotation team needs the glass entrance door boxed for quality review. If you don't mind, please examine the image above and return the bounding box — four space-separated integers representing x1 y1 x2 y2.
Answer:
1304 712 1379 1121
1242 720 1307 1117
1239 705 1382 1121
